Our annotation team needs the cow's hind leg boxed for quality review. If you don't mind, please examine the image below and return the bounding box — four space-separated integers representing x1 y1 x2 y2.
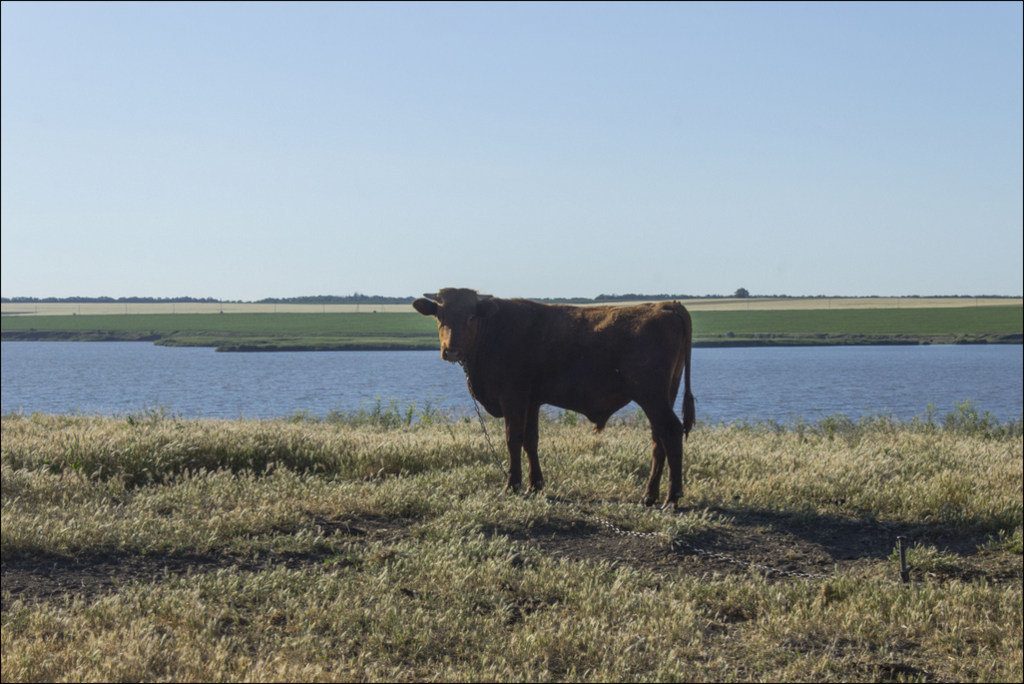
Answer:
642 436 665 507
639 401 685 508
524 404 544 493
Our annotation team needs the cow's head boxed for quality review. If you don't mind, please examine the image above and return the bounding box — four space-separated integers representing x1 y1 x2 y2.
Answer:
413 288 498 363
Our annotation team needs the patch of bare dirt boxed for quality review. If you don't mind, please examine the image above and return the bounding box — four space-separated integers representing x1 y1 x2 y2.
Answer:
3 508 1019 608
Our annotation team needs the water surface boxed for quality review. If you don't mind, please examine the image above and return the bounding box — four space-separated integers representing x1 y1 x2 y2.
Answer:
2 341 1020 424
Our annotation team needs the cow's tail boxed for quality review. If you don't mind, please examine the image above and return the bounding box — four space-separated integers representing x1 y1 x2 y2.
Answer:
682 360 695 438
679 304 696 438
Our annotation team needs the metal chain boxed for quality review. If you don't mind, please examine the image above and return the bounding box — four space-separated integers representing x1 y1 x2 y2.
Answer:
459 361 508 478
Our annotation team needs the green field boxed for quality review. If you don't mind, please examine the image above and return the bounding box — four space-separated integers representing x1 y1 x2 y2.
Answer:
693 305 1023 346
2 304 1021 350
2 407 1021 681
0 312 440 351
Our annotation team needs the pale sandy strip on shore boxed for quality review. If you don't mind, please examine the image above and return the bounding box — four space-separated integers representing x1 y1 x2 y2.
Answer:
2 297 1020 317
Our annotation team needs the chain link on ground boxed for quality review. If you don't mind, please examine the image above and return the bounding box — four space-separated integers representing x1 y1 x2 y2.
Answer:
462 387 832 581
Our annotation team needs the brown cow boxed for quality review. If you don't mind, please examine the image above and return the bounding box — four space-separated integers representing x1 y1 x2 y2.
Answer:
413 288 695 507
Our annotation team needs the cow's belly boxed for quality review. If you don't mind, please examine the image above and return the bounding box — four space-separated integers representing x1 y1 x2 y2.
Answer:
537 369 629 428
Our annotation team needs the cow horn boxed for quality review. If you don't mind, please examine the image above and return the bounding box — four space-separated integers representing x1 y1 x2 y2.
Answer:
422 292 439 300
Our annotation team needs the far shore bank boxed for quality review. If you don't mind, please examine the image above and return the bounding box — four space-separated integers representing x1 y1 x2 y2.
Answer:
2 329 1020 351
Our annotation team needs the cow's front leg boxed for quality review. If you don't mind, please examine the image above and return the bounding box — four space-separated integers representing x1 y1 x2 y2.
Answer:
502 409 526 493
524 404 544 493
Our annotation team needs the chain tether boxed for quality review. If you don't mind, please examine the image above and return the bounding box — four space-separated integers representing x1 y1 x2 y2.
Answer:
459 360 508 478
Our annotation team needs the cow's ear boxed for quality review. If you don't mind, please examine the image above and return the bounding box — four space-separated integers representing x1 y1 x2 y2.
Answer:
476 297 498 318
412 298 438 317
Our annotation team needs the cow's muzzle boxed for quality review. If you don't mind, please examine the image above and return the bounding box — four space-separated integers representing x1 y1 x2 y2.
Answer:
441 348 464 363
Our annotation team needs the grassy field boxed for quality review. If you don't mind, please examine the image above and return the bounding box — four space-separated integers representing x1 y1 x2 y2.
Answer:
2 406 1021 681
3 302 1021 350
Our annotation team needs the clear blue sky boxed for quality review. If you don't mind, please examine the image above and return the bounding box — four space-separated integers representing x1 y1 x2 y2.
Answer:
2 1 1021 300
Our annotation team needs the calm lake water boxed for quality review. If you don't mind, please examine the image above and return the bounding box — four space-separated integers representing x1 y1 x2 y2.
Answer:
1 341 1021 424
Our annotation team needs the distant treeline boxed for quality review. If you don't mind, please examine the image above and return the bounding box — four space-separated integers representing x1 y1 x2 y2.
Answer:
3 293 1019 305
256 294 415 305
2 296 222 304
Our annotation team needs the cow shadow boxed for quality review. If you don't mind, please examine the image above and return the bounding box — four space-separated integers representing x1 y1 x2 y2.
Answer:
535 493 1017 581
681 503 1006 559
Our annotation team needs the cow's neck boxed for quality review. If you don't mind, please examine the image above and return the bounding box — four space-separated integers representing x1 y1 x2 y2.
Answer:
460 353 486 394
460 348 501 406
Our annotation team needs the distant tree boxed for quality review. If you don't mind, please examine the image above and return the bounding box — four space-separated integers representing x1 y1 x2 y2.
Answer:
734 288 750 298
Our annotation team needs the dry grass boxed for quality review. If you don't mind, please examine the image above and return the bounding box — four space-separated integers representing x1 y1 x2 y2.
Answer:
2 408 1021 682
630 296 1022 312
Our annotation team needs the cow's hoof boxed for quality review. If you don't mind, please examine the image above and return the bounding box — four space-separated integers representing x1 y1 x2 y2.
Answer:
526 479 544 494
503 481 522 494
659 498 681 511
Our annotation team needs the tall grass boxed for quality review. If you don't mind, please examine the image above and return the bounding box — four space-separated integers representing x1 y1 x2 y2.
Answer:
2 407 1021 681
